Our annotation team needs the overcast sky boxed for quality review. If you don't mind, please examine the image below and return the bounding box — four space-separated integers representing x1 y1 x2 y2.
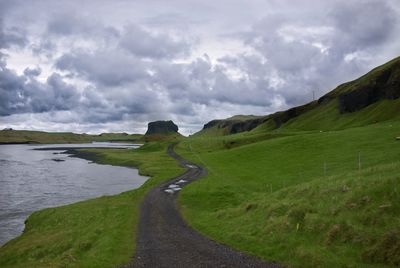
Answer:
0 0 399 135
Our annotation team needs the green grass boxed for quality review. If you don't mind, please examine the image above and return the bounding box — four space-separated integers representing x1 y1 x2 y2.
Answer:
176 120 400 267
283 98 400 131
0 130 143 144
0 142 184 268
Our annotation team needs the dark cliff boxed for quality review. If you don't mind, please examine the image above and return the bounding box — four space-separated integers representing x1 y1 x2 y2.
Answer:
145 120 179 135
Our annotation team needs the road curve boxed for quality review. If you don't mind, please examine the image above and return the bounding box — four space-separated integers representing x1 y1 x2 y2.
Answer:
125 143 282 268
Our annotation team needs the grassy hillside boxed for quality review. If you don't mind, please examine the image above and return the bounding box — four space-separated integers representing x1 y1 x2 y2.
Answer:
0 129 143 144
0 142 183 268
176 120 400 267
174 58 400 267
197 56 400 136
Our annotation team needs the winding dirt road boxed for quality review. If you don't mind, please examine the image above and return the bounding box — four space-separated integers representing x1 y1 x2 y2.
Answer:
125 144 282 268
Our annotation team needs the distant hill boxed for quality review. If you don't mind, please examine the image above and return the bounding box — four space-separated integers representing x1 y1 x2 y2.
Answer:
198 56 400 135
0 129 142 144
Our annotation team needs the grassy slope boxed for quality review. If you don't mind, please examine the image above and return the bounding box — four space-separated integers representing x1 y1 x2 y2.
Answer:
176 120 400 267
0 142 184 268
283 98 400 131
0 130 142 144
197 56 400 137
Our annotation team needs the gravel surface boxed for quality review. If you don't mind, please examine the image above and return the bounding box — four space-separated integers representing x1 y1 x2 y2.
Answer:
124 144 282 268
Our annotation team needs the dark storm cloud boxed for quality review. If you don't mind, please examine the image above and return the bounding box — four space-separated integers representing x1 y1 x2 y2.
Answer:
0 1 25 49
55 50 149 87
0 54 79 116
47 12 99 36
0 19 27 49
120 25 191 59
46 11 121 50
23 67 41 77
330 0 397 49
152 57 274 107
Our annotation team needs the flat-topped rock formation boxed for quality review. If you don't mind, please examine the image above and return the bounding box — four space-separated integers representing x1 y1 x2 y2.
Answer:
145 120 179 135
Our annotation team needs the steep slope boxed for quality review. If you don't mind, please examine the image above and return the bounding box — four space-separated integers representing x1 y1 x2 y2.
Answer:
198 56 400 135
200 115 266 136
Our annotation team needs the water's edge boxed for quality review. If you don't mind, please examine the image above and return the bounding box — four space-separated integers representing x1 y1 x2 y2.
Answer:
0 144 146 246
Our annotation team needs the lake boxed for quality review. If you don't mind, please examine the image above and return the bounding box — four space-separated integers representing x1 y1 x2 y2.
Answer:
0 143 148 246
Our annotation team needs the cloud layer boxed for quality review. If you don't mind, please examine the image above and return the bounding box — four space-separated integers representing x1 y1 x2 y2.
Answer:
0 0 399 134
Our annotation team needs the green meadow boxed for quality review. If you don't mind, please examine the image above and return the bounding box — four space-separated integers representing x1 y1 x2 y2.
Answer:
175 120 400 267
1 120 399 267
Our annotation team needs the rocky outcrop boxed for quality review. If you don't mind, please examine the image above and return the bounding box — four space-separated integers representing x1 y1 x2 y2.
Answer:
271 101 318 128
203 118 267 134
338 68 400 113
145 120 179 135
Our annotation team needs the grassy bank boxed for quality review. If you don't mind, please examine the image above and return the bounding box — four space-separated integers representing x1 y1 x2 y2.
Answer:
0 142 184 268
176 120 400 267
0 129 142 144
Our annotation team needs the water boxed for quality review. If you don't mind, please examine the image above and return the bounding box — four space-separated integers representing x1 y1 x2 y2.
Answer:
0 143 148 246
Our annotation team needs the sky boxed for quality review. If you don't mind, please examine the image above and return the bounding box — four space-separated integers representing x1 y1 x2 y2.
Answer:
0 0 399 135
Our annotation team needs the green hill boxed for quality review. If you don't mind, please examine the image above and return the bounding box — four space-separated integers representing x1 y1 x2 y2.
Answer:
175 57 400 267
198 56 400 136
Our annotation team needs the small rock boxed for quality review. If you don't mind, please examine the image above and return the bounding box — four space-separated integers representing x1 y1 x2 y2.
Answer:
164 189 175 194
52 158 65 162
186 164 197 169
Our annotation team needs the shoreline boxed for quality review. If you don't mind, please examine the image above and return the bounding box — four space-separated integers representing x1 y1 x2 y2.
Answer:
0 141 40 145
0 142 185 268
34 147 123 163
0 145 145 247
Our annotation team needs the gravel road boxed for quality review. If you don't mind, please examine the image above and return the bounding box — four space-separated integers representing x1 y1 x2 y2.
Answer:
125 143 282 268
